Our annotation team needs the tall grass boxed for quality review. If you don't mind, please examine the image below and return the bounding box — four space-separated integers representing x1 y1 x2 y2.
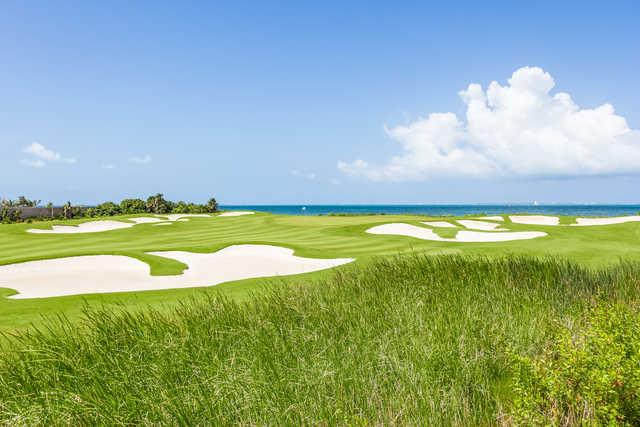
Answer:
0 255 639 424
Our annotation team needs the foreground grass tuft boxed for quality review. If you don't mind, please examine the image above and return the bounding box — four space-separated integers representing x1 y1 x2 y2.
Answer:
0 255 639 424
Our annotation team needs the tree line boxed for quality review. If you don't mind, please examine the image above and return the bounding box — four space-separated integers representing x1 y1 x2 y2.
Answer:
0 194 218 223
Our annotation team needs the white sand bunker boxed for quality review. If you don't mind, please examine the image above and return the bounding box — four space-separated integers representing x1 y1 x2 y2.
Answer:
0 245 354 299
476 216 503 221
27 220 134 234
156 214 212 221
218 211 255 217
509 215 560 226
367 223 546 243
28 214 216 234
456 220 506 231
128 217 166 224
422 221 457 228
571 216 640 226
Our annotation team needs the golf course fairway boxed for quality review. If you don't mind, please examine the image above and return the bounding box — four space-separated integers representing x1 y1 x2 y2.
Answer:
1 211 640 331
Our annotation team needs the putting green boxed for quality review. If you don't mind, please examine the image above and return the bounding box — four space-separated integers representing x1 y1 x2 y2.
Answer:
1 212 639 332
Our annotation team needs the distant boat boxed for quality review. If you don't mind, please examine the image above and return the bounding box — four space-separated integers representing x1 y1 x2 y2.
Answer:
533 201 539 206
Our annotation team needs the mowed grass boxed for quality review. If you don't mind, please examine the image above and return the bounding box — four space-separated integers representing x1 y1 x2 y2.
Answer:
1 255 639 424
1 212 640 331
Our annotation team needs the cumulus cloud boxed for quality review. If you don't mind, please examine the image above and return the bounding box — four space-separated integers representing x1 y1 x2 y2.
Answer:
128 154 152 164
338 66 640 180
20 143 76 167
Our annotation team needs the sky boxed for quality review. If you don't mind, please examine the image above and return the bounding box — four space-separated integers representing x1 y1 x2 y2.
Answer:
1 0 639 205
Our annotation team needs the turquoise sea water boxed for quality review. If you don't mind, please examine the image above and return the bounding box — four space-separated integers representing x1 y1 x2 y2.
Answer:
221 205 640 217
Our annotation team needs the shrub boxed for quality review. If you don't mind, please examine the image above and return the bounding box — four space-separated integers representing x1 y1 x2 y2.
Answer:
94 201 121 216
119 198 146 214
172 201 190 213
508 303 640 425
0 207 21 223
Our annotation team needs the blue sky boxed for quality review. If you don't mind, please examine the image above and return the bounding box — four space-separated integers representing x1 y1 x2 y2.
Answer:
1 0 639 205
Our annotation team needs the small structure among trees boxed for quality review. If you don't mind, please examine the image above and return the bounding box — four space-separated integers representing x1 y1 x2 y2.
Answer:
0 194 220 223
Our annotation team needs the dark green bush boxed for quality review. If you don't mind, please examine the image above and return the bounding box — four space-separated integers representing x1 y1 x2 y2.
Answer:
119 198 146 214
94 201 121 216
508 303 640 425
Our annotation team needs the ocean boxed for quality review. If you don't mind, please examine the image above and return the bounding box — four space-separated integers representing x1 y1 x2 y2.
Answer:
220 205 640 217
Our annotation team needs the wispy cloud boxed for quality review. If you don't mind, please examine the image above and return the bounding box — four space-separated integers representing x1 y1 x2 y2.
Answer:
101 163 116 170
290 169 316 180
20 142 76 167
128 154 152 164
20 158 46 168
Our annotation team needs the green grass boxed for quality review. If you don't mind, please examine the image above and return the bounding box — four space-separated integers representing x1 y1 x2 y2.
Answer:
1 255 639 424
1 212 640 332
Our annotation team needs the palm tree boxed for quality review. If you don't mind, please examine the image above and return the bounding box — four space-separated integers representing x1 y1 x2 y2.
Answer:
16 196 40 207
146 194 170 214
62 201 73 219
206 198 218 213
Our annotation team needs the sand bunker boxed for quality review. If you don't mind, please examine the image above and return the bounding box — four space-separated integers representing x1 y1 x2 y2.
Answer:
367 223 546 242
422 221 457 228
369 223 442 240
476 216 503 221
28 214 216 234
456 220 506 231
156 214 212 221
509 215 560 226
128 217 166 224
0 245 354 299
27 220 134 234
571 216 640 226
24 211 249 235
218 211 255 217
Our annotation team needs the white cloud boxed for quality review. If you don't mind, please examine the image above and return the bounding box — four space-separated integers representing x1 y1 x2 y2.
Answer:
101 163 116 170
20 142 76 167
129 154 152 164
20 159 46 168
24 142 60 161
338 66 640 181
291 169 316 180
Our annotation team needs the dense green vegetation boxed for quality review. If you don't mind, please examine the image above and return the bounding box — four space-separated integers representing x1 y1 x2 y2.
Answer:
0 194 218 223
0 256 638 424
510 302 640 425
